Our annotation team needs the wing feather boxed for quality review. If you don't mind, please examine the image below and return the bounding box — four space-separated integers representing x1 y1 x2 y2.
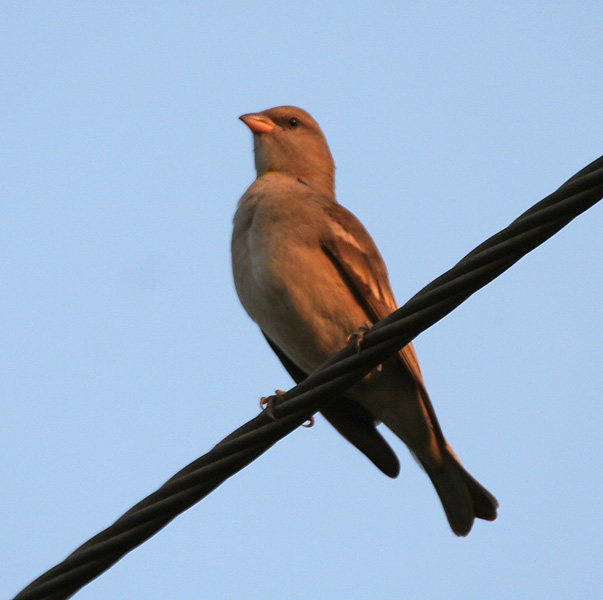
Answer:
321 203 446 444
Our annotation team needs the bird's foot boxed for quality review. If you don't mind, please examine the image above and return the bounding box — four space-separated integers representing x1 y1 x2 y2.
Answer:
259 389 286 420
259 389 315 427
346 321 374 352
346 321 383 372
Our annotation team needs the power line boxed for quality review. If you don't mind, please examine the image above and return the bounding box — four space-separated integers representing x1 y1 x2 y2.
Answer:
12 155 603 600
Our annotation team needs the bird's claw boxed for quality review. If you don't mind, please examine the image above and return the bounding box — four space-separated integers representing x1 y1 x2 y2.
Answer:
259 390 315 427
346 321 383 372
346 321 373 353
259 389 286 420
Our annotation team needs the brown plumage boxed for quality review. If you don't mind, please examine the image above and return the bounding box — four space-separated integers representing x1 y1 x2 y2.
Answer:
232 106 498 536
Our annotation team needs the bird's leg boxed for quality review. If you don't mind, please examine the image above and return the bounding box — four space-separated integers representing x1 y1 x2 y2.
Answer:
259 389 315 427
346 321 383 372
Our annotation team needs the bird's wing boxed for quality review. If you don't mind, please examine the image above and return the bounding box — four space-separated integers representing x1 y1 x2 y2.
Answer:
321 203 446 443
262 331 400 478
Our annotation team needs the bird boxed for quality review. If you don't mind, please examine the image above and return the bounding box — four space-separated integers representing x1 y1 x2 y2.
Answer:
231 105 498 536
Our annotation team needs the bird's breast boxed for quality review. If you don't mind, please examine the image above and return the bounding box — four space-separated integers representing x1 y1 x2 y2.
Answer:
232 190 368 374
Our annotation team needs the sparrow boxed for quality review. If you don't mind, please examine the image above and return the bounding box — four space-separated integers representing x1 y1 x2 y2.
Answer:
231 105 498 536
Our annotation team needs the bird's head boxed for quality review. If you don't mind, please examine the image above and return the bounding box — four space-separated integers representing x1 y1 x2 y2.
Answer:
240 106 336 199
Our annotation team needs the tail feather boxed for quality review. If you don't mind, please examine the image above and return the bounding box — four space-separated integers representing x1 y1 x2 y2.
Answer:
423 453 498 537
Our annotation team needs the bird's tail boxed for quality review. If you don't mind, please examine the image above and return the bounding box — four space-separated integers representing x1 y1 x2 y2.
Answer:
422 450 498 537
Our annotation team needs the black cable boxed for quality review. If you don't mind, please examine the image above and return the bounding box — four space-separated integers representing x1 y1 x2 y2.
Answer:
12 155 603 600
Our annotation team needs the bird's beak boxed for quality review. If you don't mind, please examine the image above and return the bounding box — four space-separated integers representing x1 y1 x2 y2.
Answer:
239 113 278 134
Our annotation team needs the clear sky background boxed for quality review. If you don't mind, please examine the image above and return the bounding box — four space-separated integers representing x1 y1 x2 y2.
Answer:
2 3 602 599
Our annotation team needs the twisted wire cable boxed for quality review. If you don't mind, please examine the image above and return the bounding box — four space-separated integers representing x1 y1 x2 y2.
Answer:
13 155 603 600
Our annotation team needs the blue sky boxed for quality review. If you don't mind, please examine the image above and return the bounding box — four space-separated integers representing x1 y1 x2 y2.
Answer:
2 3 602 599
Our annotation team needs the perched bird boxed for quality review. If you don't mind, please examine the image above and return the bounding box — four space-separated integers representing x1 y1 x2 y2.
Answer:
231 105 498 536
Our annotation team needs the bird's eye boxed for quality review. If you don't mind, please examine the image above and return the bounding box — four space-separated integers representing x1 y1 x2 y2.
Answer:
288 117 300 128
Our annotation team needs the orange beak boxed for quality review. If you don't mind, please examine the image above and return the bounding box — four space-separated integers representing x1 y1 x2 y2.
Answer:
239 113 278 134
